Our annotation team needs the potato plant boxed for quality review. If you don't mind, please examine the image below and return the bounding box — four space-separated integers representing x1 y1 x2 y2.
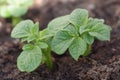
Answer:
49 9 111 60
11 8 111 72
11 20 53 72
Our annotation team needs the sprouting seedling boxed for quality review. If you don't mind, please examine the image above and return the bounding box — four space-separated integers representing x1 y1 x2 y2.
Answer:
48 8 111 60
0 0 34 25
11 20 53 72
11 8 111 72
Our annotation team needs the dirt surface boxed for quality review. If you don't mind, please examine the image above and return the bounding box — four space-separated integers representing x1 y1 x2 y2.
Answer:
0 0 120 80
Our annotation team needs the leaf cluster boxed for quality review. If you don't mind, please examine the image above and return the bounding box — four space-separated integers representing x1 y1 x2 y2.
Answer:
11 20 48 72
48 9 111 60
11 8 111 72
0 0 34 18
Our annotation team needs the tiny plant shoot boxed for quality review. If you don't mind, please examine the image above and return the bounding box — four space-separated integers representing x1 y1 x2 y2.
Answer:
48 9 111 60
11 20 53 72
0 0 34 25
11 8 111 72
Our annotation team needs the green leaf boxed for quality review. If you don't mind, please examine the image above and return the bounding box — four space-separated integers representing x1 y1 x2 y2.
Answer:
0 6 11 18
82 33 94 44
69 37 87 60
48 15 70 34
79 18 104 34
79 25 90 35
87 18 104 27
37 42 48 49
51 30 74 54
1 0 34 17
17 46 42 72
39 29 53 46
32 22 39 34
27 35 37 42
11 20 34 38
11 20 39 42
21 37 28 42
22 44 34 50
26 22 39 42
8 5 28 17
39 29 53 40
46 37 53 47
70 9 88 27
64 24 78 36
89 23 111 41
7 0 34 7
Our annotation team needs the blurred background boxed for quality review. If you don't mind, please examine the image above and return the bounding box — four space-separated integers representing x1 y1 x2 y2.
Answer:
33 0 120 28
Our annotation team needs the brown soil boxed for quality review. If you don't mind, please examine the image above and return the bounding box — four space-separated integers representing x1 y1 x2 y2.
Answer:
0 0 120 80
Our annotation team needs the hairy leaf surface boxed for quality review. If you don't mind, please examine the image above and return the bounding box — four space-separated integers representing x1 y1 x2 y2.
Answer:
89 24 111 41
69 37 87 60
11 20 39 42
48 15 70 34
17 46 42 72
52 30 74 54
82 33 94 44
70 9 88 27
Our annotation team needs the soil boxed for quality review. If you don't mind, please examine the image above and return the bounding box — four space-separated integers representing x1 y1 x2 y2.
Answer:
0 0 120 80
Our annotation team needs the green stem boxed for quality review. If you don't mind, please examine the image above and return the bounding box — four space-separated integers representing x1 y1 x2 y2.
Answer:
43 47 53 70
83 44 91 56
12 17 22 26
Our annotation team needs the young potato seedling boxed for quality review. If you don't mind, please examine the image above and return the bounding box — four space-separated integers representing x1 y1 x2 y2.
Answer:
11 20 53 72
48 8 111 60
11 8 111 72
0 0 34 25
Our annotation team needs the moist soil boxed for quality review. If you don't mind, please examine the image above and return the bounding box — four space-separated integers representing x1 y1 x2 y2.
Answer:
0 0 120 80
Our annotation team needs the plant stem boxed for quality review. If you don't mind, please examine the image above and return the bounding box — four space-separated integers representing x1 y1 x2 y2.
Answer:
43 47 53 70
12 17 22 26
83 44 91 56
